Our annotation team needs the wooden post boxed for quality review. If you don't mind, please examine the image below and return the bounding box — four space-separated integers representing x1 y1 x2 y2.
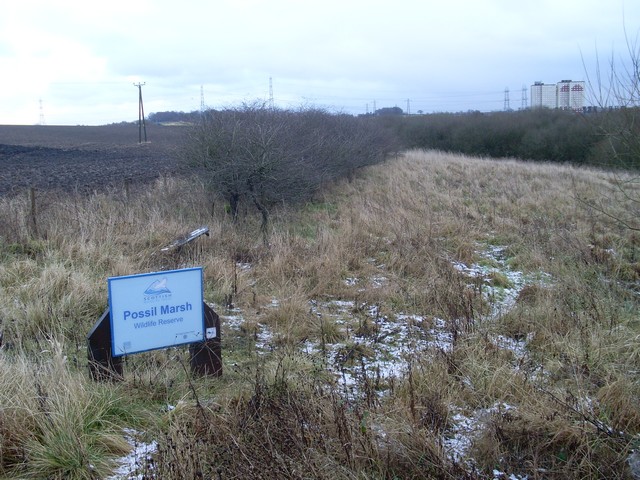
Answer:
124 178 131 203
28 187 38 236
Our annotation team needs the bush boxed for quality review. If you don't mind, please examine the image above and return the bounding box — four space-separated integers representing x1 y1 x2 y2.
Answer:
394 109 599 164
182 104 397 240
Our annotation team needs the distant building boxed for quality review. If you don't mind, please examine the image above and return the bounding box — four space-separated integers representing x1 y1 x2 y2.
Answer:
530 80 585 111
557 80 585 110
531 82 557 109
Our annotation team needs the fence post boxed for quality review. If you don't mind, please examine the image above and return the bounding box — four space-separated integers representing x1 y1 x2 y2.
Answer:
28 187 38 237
124 178 131 203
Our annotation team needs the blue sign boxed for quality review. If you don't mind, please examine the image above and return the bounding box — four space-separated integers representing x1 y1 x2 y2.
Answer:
108 267 205 357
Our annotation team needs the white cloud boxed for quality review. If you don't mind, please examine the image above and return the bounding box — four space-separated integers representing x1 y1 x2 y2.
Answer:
0 0 638 124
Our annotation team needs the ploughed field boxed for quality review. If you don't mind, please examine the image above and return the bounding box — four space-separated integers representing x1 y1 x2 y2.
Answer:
0 124 190 196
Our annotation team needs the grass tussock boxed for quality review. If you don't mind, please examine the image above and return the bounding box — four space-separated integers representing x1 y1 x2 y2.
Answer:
0 343 136 479
0 150 639 478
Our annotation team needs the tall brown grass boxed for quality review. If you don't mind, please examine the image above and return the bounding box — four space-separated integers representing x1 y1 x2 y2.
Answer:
0 150 638 478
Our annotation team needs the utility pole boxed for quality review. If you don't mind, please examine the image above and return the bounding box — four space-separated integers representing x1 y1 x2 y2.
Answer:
521 85 528 110
134 82 147 143
504 87 510 111
200 85 205 114
406 98 411 115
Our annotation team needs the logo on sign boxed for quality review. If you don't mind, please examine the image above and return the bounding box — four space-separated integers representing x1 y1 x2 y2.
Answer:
143 278 172 302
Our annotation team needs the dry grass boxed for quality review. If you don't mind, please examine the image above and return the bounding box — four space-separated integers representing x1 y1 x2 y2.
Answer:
0 342 136 479
0 150 639 478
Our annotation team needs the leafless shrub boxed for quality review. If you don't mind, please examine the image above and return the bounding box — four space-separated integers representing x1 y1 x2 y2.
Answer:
182 104 397 243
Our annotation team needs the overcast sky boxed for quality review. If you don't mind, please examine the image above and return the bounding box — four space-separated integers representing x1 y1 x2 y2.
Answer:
1 0 638 125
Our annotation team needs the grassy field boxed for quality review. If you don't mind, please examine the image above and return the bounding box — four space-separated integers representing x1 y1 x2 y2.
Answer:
0 150 639 479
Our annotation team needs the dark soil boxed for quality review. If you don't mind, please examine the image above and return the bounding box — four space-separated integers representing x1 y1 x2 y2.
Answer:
0 123 192 196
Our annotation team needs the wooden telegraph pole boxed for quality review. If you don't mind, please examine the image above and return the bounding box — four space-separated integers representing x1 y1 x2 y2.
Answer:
134 82 147 143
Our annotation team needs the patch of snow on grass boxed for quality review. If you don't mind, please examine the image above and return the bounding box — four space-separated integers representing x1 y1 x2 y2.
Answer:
255 324 274 353
107 428 157 480
427 317 455 352
491 334 528 360
299 306 457 397
237 262 252 271
444 403 516 466
221 312 244 331
492 470 529 480
213 243 548 477
328 299 356 311
444 411 475 464
452 246 552 326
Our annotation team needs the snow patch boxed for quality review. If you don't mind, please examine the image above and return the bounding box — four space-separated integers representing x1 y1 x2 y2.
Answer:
107 429 157 480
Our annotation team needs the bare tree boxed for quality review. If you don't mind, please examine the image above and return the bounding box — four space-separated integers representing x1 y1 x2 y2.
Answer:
581 23 640 231
585 24 640 165
185 108 244 221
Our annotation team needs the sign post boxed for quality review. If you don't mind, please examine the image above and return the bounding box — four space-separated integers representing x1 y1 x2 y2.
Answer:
87 267 222 380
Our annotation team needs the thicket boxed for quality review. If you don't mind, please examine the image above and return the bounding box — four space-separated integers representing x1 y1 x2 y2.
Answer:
148 110 202 124
388 108 608 165
585 106 640 170
181 104 398 241
179 105 639 189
